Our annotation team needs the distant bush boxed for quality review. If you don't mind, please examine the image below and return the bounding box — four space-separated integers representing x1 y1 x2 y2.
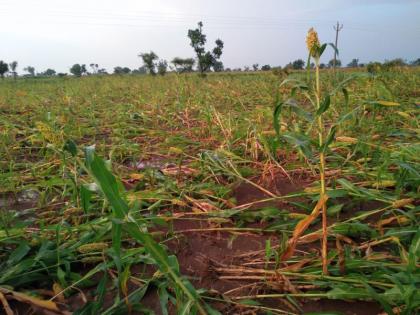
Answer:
367 62 383 74
272 66 288 78
367 59 408 74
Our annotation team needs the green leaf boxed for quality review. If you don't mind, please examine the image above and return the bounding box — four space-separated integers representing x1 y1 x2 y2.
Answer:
273 99 283 138
332 222 376 238
179 300 194 315
63 139 77 156
284 99 313 122
408 228 420 272
237 299 262 306
85 153 206 314
342 88 349 107
320 125 337 152
362 282 394 315
319 43 327 57
158 284 170 315
80 185 92 214
328 43 339 56
327 204 344 216
7 242 30 266
327 285 368 299
282 132 313 160
316 95 331 116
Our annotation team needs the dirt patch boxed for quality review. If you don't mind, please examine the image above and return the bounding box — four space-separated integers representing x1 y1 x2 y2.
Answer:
301 299 382 315
233 176 309 206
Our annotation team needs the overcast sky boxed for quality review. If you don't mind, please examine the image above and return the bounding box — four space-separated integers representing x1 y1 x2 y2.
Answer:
0 0 419 73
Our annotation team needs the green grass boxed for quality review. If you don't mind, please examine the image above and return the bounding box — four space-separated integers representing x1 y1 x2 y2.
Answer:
0 69 419 314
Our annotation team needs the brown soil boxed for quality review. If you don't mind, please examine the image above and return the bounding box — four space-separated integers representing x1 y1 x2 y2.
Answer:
301 299 382 315
137 176 383 314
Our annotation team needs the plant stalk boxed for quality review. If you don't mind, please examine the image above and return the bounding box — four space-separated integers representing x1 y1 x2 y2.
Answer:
315 57 328 275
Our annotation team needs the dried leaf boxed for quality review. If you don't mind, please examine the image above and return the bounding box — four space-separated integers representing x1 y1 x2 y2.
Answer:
281 194 328 260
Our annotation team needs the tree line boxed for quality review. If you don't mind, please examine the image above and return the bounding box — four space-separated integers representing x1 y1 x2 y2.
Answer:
1 21 419 78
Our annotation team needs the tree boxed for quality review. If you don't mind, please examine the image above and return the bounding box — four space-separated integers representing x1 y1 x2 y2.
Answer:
9 61 18 78
291 59 305 70
328 59 341 68
383 58 406 68
244 66 250 71
42 69 56 76
90 63 99 74
347 58 359 68
411 58 420 66
132 66 147 75
252 63 259 71
261 64 271 71
188 21 224 75
171 57 195 73
319 63 326 69
157 60 168 76
24 66 35 76
213 61 224 72
70 64 87 77
139 51 158 75
0 61 8 78
113 67 131 74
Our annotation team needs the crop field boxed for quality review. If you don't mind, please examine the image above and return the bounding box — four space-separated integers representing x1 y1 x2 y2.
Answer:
0 66 419 315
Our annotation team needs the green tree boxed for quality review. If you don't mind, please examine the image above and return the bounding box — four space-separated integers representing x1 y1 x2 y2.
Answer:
213 61 224 72
24 66 35 76
157 60 168 76
411 58 420 66
328 59 341 68
70 64 87 77
172 57 195 73
114 66 131 74
9 61 18 78
187 21 224 75
383 58 406 68
347 58 359 68
0 61 8 78
252 63 259 71
292 59 305 70
42 69 56 76
139 51 158 75
132 66 147 74
261 64 271 71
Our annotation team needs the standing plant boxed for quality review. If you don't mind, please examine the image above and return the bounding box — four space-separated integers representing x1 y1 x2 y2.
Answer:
274 28 348 274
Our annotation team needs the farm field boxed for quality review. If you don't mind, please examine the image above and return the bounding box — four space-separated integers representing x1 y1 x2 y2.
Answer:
0 68 419 315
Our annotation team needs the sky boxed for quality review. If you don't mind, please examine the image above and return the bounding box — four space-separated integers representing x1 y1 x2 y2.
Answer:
0 0 419 74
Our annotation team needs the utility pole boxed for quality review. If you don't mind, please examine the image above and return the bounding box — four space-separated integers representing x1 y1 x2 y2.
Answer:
333 21 343 70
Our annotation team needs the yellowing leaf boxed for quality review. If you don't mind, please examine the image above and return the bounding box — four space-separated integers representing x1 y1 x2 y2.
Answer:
375 100 400 106
129 173 144 180
0 287 66 314
397 111 411 119
371 180 396 189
